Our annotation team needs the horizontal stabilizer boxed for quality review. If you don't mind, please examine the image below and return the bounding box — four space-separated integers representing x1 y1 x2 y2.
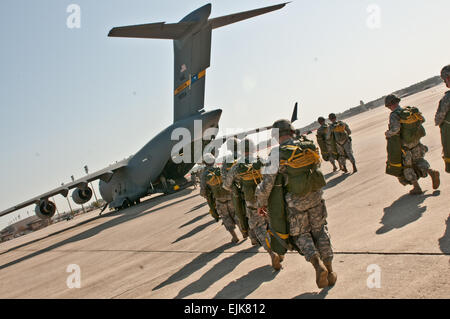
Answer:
108 21 196 39
209 2 288 29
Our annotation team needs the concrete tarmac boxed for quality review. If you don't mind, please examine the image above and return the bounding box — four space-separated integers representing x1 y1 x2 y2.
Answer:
0 85 449 299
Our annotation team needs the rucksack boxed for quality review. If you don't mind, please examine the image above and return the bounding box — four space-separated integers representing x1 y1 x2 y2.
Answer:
279 138 326 196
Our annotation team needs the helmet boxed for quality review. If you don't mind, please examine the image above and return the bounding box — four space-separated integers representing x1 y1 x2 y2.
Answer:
318 117 325 123
272 119 294 137
441 65 450 80
328 113 336 120
385 94 401 107
203 153 215 166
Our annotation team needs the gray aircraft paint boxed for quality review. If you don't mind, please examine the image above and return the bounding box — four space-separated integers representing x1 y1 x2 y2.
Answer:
0 2 287 217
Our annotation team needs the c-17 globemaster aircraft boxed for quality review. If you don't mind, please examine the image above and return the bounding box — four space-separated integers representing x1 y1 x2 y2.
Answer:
0 3 287 221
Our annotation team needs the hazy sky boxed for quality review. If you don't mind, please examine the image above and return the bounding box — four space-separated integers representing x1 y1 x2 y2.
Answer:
0 0 449 229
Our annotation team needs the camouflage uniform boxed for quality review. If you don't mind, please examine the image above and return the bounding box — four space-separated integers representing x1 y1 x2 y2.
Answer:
435 91 450 126
255 138 333 262
386 106 430 184
223 156 271 251
327 121 356 167
435 90 450 172
317 123 337 165
200 166 238 232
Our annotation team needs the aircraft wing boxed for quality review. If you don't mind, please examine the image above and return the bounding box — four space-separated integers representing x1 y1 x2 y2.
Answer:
0 159 129 217
205 102 299 153
203 125 273 154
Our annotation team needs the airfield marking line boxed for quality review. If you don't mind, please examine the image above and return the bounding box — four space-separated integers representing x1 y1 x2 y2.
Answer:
4 249 449 256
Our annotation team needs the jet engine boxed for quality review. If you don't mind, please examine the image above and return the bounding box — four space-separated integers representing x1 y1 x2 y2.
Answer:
35 199 57 220
72 187 93 205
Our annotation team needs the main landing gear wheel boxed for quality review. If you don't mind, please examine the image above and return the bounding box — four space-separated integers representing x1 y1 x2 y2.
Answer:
121 199 132 210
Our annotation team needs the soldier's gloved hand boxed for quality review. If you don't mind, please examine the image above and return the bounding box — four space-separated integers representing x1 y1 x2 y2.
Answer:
258 206 268 217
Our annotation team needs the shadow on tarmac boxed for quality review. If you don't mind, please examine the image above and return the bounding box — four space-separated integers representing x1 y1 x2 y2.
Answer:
175 246 259 299
293 286 331 299
152 241 243 291
179 212 209 229
172 219 217 243
214 265 280 299
0 188 198 270
438 215 450 255
185 202 208 214
376 190 440 235
323 172 351 190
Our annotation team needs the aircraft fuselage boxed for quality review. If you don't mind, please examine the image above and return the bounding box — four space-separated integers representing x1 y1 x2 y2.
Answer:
99 109 221 209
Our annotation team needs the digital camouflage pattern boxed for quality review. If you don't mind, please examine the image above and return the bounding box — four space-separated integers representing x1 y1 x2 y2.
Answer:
215 199 239 232
435 91 450 127
398 143 430 185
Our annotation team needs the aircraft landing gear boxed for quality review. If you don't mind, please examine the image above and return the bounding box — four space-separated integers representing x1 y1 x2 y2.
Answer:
121 198 132 210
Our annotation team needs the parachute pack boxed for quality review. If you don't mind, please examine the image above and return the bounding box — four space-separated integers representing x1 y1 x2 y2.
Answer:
205 167 229 199
279 139 326 196
236 160 263 202
397 106 426 145
331 121 349 144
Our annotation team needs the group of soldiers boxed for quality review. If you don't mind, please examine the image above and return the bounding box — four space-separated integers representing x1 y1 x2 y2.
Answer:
316 113 357 174
196 64 450 290
384 64 450 194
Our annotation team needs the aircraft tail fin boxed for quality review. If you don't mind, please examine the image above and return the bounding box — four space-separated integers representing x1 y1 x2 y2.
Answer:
108 3 287 123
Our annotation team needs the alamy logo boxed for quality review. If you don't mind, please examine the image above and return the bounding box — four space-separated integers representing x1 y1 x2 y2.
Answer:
366 264 381 288
66 4 81 29
66 264 81 289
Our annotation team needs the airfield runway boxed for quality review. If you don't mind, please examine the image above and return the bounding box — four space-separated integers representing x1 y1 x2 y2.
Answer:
0 85 449 299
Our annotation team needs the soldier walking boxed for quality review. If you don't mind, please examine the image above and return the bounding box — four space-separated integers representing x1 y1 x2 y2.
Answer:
435 65 450 173
223 138 282 271
385 94 440 194
255 120 336 288
200 153 240 243
316 117 338 172
327 113 357 173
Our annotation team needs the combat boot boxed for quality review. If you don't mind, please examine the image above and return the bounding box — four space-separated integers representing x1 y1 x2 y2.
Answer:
341 165 348 174
310 254 328 288
352 162 358 173
332 162 338 172
241 230 249 239
409 181 423 195
428 169 440 190
230 230 239 244
323 258 337 286
270 251 282 271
